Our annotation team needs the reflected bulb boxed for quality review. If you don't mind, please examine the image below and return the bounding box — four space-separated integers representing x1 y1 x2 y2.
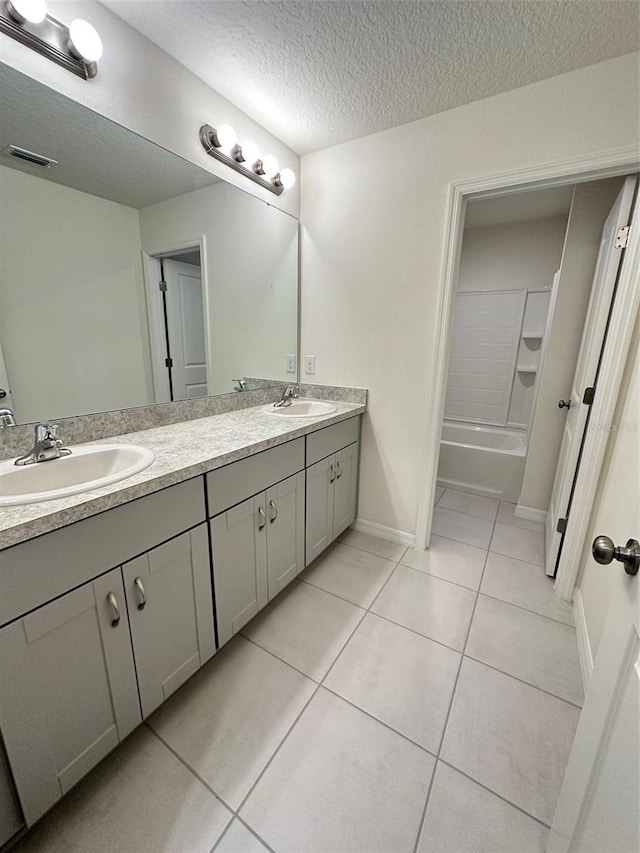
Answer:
6 0 47 23
279 168 296 189
239 139 260 166
68 19 103 62
215 124 237 151
261 155 279 179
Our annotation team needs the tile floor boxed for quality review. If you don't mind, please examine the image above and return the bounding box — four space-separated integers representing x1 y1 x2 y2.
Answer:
13 489 582 853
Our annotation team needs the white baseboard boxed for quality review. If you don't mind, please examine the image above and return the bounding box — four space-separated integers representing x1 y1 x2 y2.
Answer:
515 504 548 524
573 588 593 693
352 517 416 548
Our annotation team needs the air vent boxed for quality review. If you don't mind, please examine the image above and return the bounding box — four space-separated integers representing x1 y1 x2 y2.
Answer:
2 144 58 168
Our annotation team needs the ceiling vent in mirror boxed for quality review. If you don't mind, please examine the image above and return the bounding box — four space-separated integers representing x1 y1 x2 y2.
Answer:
0 0 102 79
3 144 58 168
200 124 296 196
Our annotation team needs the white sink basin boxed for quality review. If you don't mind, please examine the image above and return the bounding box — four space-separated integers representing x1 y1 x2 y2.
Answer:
0 444 156 506
262 400 337 418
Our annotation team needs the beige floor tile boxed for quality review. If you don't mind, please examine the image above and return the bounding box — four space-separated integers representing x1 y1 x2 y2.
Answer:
466 596 583 705
325 612 460 751
147 636 315 809
300 541 396 607
438 489 499 521
434 486 445 504
481 551 574 625
338 527 408 562
497 502 545 533
12 727 231 853
433 507 494 549
417 762 547 853
214 820 268 853
402 535 487 590
371 565 476 652
242 580 364 680
441 659 580 825
241 688 434 853
490 522 545 566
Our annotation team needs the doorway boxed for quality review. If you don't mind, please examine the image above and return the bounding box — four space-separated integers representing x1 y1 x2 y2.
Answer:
415 151 640 605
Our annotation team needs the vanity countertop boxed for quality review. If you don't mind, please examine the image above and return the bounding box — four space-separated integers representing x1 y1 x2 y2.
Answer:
0 401 365 550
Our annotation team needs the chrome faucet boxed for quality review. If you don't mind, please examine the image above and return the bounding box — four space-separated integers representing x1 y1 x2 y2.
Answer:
0 408 16 428
274 385 299 408
14 422 72 466
233 378 247 392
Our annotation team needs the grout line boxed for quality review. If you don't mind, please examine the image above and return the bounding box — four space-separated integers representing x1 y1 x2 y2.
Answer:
336 536 408 563
240 632 321 684
235 815 278 853
396 559 481 593
462 654 584 709
208 814 236 853
436 758 552 830
298 572 390 611
367 609 465 655
478 589 577 628
144 722 235 814
425 529 493 551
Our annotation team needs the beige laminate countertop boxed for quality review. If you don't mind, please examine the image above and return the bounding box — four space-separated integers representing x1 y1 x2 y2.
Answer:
0 401 365 550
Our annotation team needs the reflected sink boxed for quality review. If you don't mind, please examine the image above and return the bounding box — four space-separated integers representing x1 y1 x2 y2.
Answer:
262 400 337 418
0 444 156 506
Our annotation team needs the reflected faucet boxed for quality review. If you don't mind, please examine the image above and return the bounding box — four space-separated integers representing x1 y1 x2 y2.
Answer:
233 378 247 392
0 408 16 428
274 385 299 408
14 423 72 466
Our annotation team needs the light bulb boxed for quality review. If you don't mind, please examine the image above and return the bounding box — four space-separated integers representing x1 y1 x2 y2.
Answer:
279 168 296 189
238 139 260 166
68 19 103 62
215 124 237 151
261 155 279 179
6 0 47 23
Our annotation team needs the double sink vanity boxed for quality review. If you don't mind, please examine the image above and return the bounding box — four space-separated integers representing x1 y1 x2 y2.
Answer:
0 394 365 846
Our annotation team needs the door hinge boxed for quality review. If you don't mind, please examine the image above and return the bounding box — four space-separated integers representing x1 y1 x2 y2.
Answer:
615 226 630 249
159 280 167 292
556 517 567 535
583 386 595 406
165 357 173 368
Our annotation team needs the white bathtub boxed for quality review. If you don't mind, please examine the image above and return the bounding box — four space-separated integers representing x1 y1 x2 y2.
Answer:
437 422 527 503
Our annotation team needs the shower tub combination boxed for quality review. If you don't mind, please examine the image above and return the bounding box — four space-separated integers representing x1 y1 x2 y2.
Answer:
437 421 527 503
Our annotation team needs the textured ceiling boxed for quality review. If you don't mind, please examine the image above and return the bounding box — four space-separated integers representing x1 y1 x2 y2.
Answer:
103 0 640 154
465 186 574 228
0 64 219 208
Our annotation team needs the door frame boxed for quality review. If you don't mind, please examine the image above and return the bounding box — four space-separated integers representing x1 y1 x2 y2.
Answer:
414 145 639 604
141 236 211 403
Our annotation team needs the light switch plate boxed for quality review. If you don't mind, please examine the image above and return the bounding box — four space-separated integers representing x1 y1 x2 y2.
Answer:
285 354 296 373
304 355 316 375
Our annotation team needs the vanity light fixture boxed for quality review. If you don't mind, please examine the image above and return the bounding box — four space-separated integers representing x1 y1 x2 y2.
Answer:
200 123 296 196
0 1 102 78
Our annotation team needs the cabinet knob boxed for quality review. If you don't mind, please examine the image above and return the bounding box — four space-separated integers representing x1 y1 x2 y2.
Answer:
106 592 120 627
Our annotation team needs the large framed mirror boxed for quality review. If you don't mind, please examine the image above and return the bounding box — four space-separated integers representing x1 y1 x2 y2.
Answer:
0 63 299 426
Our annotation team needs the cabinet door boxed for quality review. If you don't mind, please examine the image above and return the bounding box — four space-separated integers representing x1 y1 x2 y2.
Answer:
0 569 140 825
0 741 22 848
211 495 268 647
305 455 335 566
266 471 305 599
333 442 359 538
123 526 215 719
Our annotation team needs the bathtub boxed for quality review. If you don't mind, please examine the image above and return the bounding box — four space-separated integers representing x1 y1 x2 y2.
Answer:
436 422 527 503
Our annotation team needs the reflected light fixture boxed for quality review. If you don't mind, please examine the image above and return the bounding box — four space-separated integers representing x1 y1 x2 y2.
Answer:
200 124 296 196
0 1 102 78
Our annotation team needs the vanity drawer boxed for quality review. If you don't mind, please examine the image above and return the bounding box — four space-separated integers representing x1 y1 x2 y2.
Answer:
306 417 360 466
207 438 304 516
0 478 205 627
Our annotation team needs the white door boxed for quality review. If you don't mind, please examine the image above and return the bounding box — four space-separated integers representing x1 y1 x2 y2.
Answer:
547 342 639 853
0 337 15 416
545 177 636 576
164 259 208 400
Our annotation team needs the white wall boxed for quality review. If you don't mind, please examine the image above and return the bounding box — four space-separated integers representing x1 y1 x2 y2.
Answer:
520 178 624 512
0 165 153 422
138 182 298 395
300 53 639 536
0 1 299 218
575 313 639 661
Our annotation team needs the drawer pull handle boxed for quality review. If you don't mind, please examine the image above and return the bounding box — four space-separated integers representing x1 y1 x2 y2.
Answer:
336 461 343 479
134 577 147 610
106 592 120 627
269 500 278 523
330 464 336 483
258 506 266 530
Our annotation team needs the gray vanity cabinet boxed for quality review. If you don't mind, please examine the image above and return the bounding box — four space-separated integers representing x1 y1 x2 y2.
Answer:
0 568 142 826
265 471 305 599
305 418 360 566
0 738 23 846
122 525 215 719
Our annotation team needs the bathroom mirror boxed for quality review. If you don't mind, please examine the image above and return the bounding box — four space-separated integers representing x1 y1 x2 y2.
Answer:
0 64 298 425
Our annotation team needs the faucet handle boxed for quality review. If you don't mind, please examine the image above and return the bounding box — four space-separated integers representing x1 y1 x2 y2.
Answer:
35 422 58 443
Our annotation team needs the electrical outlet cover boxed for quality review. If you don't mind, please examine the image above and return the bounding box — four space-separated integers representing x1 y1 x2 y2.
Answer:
285 354 296 373
304 355 316 375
